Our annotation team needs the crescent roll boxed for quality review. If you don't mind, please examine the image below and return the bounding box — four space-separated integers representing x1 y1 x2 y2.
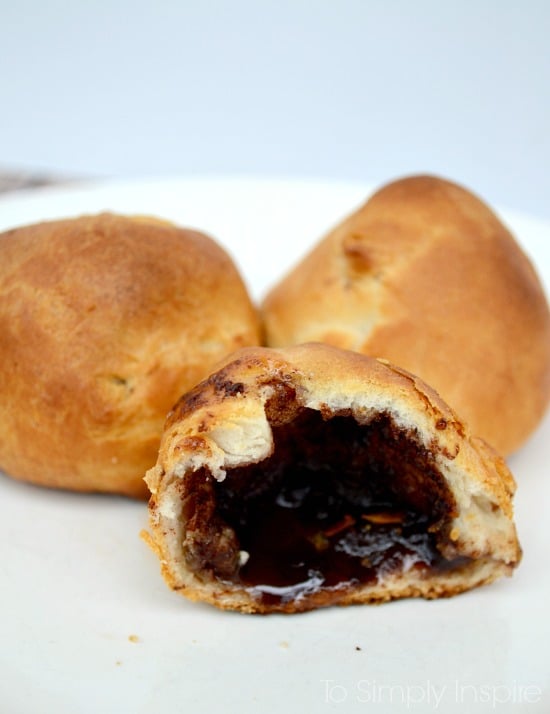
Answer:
145 343 521 614
261 175 550 456
0 213 260 497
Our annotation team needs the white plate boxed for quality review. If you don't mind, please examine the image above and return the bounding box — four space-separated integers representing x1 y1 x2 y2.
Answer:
0 177 549 714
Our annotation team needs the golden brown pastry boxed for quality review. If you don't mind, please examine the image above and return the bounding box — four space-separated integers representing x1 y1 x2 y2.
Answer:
261 175 550 456
0 213 261 497
145 343 521 614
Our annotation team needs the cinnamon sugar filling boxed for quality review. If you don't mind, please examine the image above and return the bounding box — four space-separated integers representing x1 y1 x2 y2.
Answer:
181 407 470 607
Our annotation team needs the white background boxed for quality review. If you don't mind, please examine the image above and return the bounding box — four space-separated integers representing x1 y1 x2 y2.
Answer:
1 0 549 218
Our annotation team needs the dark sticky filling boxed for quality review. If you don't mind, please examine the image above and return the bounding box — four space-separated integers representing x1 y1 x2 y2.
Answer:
183 409 469 607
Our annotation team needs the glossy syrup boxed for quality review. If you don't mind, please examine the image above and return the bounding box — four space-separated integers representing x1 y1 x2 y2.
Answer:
214 410 464 607
233 476 445 605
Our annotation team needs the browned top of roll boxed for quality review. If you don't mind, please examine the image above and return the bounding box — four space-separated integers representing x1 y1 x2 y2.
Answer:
0 213 261 497
262 175 550 455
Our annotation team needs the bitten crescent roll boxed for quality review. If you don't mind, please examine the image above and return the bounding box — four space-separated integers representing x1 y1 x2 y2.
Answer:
261 175 550 456
0 213 261 498
145 343 521 614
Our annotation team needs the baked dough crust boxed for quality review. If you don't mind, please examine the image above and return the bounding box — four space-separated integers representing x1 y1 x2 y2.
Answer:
145 343 521 614
261 175 550 455
0 213 261 497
